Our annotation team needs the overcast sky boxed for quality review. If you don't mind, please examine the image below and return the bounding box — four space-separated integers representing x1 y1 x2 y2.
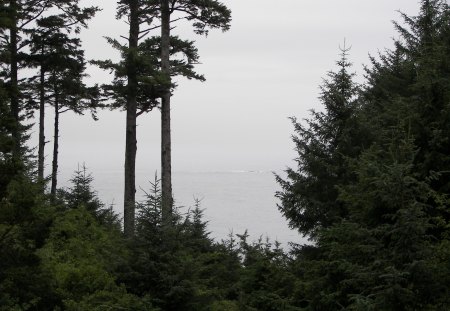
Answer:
48 0 420 175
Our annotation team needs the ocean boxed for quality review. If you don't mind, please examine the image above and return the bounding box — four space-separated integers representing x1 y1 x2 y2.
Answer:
59 168 306 247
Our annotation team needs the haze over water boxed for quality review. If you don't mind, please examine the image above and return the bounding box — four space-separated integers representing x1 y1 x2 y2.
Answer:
58 167 304 247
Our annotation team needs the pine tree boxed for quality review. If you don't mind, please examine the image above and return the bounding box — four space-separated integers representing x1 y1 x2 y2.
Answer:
93 0 165 237
96 2 208 235
0 80 16 197
22 14 99 199
0 0 98 183
156 0 231 220
47 31 98 199
25 3 98 183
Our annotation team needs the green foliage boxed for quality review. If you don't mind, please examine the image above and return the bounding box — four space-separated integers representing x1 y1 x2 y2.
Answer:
31 167 149 310
58 164 121 228
0 0 99 135
26 14 100 117
234 233 300 311
117 176 300 310
95 35 205 114
93 37 162 113
294 134 443 310
0 81 16 196
210 300 239 311
1 1 449 311
65 289 155 311
37 206 145 310
152 0 232 36
366 0 450 195
282 1 450 310
124 177 221 310
276 45 361 239
0 177 56 310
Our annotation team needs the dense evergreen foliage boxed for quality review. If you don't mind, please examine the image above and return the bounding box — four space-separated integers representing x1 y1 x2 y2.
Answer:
276 44 362 239
277 0 450 309
0 0 449 310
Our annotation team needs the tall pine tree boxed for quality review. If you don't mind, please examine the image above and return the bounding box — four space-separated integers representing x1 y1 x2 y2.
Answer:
96 1 209 235
25 3 98 184
156 0 231 220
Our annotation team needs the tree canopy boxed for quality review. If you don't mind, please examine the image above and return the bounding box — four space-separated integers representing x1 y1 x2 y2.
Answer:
0 1 449 310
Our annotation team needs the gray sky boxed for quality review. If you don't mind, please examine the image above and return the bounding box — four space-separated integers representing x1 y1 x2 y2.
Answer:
51 0 420 174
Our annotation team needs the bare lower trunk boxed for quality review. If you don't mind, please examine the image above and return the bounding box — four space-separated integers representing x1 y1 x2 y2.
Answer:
161 94 172 220
38 66 45 182
124 103 137 237
51 94 59 200
123 0 139 237
9 0 20 162
161 0 173 221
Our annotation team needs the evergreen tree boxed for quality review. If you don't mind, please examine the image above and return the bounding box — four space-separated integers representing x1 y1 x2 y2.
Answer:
127 176 196 309
0 80 15 197
0 0 98 183
106 0 231 224
398 0 450 204
234 233 298 311
122 176 243 310
59 164 121 228
285 2 450 309
0 174 56 309
156 0 231 219
94 0 166 237
296 128 447 310
362 2 450 290
49 37 98 199
96 3 207 235
276 45 361 238
364 0 450 197
38 201 151 310
25 3 98 183
25 16 100 199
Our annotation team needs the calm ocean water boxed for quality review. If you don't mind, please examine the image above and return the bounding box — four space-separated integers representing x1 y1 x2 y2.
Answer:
59 169 306 247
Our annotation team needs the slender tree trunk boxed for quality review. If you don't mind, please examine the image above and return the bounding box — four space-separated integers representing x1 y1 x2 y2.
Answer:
123 0 139 237
51 91 59 200
160 0 173 221
38 65 45 182
9 0 20 162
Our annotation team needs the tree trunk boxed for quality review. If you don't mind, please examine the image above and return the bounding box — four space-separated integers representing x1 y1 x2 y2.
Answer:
51 91 59 200
160 0 173 222
9 0 20 162
123 0 139 237
38 65 45 182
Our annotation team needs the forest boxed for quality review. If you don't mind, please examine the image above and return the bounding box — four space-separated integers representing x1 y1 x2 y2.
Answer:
1 0 449 310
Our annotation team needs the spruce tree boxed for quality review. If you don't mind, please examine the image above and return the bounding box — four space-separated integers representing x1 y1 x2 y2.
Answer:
276 45 361 238
298 127 445 310
287 2 450 309
398 0 450 195
363 0 450 250
58 164 120 228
